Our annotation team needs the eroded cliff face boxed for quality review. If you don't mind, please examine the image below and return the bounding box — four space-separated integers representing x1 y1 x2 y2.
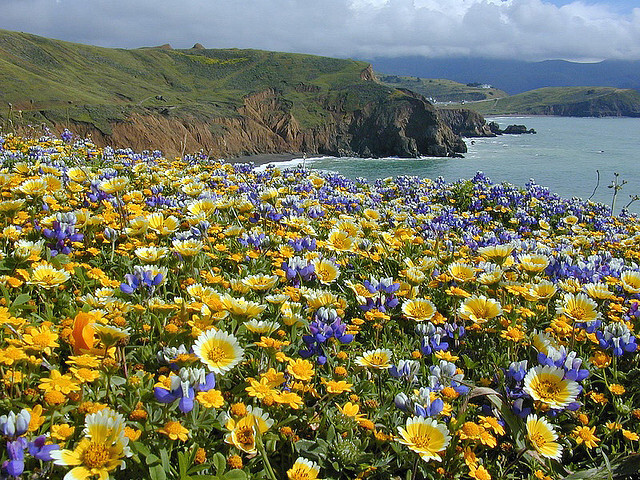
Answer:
437 108 495 137
51 86 466 158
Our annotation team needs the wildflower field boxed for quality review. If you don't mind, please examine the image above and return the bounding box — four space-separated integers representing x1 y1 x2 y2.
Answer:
0 131 639 480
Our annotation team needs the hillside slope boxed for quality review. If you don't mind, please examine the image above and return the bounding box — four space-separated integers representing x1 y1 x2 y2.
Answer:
377 75 507 103
0 30 465 158
456 87 640 117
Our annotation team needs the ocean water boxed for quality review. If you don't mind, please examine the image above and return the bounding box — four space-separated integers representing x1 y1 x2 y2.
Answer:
262 116 640 213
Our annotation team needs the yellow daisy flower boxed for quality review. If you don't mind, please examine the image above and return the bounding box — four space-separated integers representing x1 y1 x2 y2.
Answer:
520 254 550 273
312 258 340 285
402 298 437 322
225 406 273 454
448 262 475 283
158 420 189 441
51 408 132 479
620 271 640 294
556 292 601 323
287 458 321 480
355 349 393 370
38 370 80 394
397 416 451 462
526 414 562 460
322 379 353 394
572 426 600 449
245 378 278 399
274 391 304 409
241 274 279 291
196 389 225 409
523 365 580 409
287 359 315 381
51 423 76 442
458 295 502 324
193 329 244 374
29 263 70 289
98 176 129 194
477 243 514 265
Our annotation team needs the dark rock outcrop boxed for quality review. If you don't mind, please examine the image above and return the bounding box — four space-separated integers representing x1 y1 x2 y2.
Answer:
502 124 536 134
336 89 466 157
437 109 536 137
437 108 496 137
192 43 205 50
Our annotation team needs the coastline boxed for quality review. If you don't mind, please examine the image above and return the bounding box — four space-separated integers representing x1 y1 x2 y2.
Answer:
226 153 304 166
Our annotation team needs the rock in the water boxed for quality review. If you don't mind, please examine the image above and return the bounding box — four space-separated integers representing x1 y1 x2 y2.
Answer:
502 124 536 134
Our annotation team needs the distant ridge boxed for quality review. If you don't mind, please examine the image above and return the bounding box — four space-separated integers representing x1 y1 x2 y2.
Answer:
367 57 640 94
451 87 640 117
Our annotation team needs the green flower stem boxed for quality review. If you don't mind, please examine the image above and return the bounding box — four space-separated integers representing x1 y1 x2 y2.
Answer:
256 430 278 480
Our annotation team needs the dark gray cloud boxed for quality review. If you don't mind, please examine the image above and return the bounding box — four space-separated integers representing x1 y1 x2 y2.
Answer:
0 0 638 60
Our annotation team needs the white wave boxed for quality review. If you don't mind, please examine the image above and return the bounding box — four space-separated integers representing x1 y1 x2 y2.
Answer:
252 156 333 172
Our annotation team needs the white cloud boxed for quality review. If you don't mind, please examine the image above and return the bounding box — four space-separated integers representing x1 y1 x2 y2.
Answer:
0 0 638 60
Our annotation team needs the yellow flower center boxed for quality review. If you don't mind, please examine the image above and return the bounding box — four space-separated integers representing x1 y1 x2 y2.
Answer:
410 304 431 318
529 432 546 448
207 346 226 363
317 270 331 281
568 306 586 320
32 333 54 347
535 380 561 401
235 425 254 447
288 467 313 480
410 433 434 449
83 442 111 468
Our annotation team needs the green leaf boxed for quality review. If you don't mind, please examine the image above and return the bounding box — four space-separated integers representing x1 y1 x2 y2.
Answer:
178 451 189 478
110 375 126 386
563 453 640 480
326 424 336 443
132 442 151 457
51 253 70 267
222 470 248 480
212 452 226 474
10 293 31 308
149 464 167 480
145 453 161 466
160 447 171 473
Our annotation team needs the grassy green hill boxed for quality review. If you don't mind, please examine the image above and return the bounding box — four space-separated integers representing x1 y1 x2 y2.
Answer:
448 86 640 117
0 29 385 132
377 74 508 103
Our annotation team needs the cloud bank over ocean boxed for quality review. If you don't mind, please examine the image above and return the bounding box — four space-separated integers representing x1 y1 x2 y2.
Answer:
0 0 638 61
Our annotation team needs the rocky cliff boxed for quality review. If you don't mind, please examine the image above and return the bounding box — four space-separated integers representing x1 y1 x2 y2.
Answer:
437 108 495 137
40 87 466 158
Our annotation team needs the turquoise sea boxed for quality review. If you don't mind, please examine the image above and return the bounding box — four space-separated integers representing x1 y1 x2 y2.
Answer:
262 116 640 213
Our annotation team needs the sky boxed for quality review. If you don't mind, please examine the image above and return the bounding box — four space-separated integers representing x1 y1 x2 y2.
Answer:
0 0 639 61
